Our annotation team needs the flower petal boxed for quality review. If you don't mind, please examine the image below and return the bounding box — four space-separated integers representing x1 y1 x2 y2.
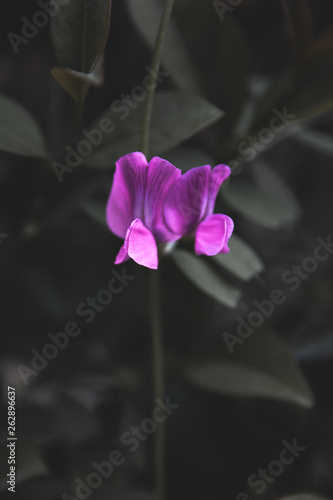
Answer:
144 156 181 242
164 165 211 236
114 244 130 265
220 214 234 253
194 214 234 256
126 218 158 269
106 152 148 238
205 164 231 216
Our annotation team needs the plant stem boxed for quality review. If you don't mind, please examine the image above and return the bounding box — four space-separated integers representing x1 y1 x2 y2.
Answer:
150 270 165 500
140 0 175 157
141 3 176 498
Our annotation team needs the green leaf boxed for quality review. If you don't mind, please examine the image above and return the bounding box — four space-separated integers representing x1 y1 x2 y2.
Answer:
223 161 301 229
50 0 111 74
171 249 241 309
0 94 49 159
52 55 105 105
184 329 315 407
172 0 249 135
213 234 264 281
83 91 224 169
293 128 333 157
0 441 47 491
50 0 110 102
126 0 200 93
163 146 215 172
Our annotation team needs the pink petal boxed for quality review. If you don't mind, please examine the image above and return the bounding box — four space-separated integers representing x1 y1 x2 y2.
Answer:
144 156 181 242
164 165 211 236
205 165 231 216
125 218 158 269
220 215 234 253
194 214 234 256
106 152 148 238
114 244 130 265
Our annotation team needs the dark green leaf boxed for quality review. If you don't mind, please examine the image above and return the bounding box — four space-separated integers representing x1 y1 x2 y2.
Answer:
172 0 249 135
163 146 215 172
185 329 315 407
50 0 111 73
83 91 224 169
52 55 105 105
293 128 333 157
223 161 301 229
126 0 200 93
0 94 49 159
213 234 264 281
171 249 241 309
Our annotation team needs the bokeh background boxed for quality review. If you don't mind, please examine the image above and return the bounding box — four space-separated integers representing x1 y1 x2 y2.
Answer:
1 1 333 499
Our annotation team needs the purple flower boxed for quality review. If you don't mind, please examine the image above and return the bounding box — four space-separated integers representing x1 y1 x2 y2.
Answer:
163 164 234 256
106 152 181 269
106 152 234 269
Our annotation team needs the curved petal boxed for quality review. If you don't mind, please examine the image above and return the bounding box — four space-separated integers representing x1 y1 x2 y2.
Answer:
205 164 231 216
144 156 181 242
164 165 211 236
194 214 234 256
126 218 158 269
106 152 148 238
220 215 234 253
114 244 130 265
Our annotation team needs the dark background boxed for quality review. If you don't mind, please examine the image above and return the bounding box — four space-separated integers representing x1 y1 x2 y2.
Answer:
1 1 333 499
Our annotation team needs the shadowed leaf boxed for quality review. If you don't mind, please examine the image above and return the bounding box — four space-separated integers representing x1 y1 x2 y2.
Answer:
213 234 264 281
223 161 301 229
83 91 224 168
172 249 241 309
126 0 200 93
50 0 111 73
0 94 49 159
185 329 315 407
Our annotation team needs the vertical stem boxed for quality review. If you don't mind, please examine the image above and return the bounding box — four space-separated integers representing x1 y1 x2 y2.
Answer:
141 2 176 498
150 269 165 500
140 0 175 157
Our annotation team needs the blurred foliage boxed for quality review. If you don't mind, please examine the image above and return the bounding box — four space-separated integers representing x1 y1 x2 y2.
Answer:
1 0 333 499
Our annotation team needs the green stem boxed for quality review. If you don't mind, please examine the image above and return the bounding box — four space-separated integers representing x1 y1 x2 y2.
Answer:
150 270 165 500
140 0 175 157
141 3 176 498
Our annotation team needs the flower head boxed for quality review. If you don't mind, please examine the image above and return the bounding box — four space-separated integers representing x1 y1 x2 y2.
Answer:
163 164 234 256
106 153 234 269
106 152 181 269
